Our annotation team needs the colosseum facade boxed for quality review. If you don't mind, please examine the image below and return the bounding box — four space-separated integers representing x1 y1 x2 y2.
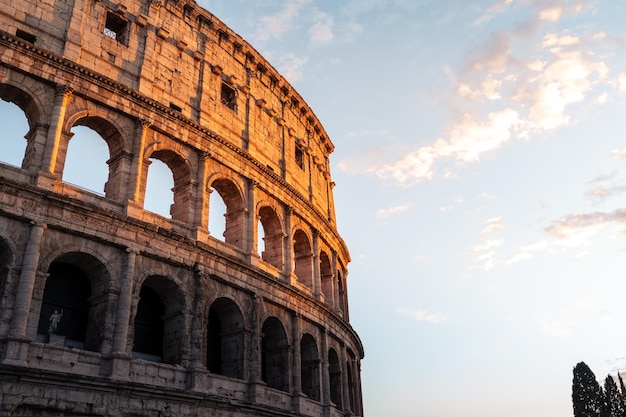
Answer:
0 0 364 416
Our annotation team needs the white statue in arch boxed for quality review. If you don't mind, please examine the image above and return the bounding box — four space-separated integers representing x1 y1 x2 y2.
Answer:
48 309 63 334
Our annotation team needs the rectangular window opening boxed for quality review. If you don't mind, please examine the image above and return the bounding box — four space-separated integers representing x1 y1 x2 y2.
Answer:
104 12 128 45
16 29 37 44
221 83 237 111
295 145 305 170
169 103 182 112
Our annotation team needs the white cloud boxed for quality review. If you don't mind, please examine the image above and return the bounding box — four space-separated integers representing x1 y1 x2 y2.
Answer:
612 149 626 159
275 53 309 83
309 10 334 45
397 307 450 324
482 217 504 235
376 204 411 218
255 0 311 42
539 6 563 22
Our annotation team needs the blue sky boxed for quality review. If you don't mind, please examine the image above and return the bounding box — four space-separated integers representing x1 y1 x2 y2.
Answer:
4 0 626 416
195 1 626 416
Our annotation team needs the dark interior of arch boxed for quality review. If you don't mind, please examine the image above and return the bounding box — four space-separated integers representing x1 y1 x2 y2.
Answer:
206 297 245 379
328 348 342 408
261 317 289 392
133 285 165 359
300 333 321 401
37 262 91 347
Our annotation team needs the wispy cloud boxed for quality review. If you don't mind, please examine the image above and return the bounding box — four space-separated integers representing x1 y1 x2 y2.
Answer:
376 204 411 218
255 0 311 42
469 218 506 271
340 4 614 186
309 9 334 45
275 53 309 83
397 307 450 324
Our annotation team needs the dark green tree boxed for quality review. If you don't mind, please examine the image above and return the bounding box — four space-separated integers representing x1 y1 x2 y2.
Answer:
603 375 625 417
573 362 603 417
618 373 626 417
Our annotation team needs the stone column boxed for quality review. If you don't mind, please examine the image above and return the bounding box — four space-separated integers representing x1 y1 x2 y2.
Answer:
354 358 364 417
291 312 302 412
283 206 293 280
193 152 210 231
244 179 257 256
111 248 137 355
45 86 72 175
312 229 321 298
106 248 137 379
329 250 338 310
3 222 46 365
9 222 46 339
247 294 262 403
320 329 332 417
129 119 151 204
340 344 353 416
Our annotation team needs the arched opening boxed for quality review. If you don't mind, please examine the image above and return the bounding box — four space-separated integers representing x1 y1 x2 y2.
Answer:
261 317 289 392
0 238 13 314
0 98 28 168
36 253 109 352
320 251 333 305
328 348 342 408
347 350 356 413
133 275 185 364
63 125 109 195
133 285 164 360
293 229 313 289
257 218 265 254
208 188 227 242
59 116 128 201
206 297 245 379
300 334 320 401
144 158 174 217
144 149 191 222
258 206 283 269
36 254 109 351
209 179 244 248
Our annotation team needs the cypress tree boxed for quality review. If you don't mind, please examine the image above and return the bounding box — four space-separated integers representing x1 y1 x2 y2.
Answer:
573 362 603 417
618 373 626 417
603 375 625 417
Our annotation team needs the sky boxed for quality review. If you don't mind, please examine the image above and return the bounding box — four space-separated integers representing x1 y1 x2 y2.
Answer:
4 0 626 416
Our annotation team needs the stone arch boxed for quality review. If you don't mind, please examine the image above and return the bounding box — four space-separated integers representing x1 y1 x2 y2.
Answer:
0 236 15 322
144 146 192 222
133 274 187 365
0 82 43 169
300 333 320 401
257 204 284 269
293 229 313 289
346 348 357 413
319 250 333 305
208 176 245 249
206 296 245 379
261 316 289 392
36 251 111 352
60 113 129 201
328 347 342 408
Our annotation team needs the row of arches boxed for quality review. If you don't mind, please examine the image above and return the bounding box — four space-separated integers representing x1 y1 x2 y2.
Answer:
0 84 348 313
0 234 360 412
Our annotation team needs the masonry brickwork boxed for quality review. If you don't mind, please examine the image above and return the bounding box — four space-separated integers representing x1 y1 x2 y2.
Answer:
0 0 364 415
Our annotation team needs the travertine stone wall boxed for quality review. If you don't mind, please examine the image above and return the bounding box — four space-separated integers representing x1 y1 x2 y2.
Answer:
0 0 364 416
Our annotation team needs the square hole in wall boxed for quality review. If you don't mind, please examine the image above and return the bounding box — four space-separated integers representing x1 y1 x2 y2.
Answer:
295 145 305 170
104 11 128 45
221 83 237 111
16 29 37 44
